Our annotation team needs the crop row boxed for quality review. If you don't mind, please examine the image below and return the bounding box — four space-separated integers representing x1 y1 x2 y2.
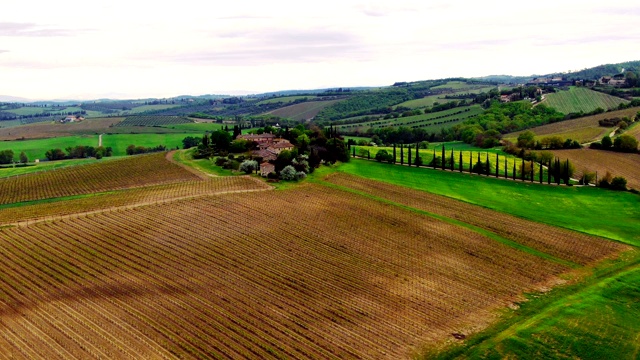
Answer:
324 173 627 265
0 152 201 205
0 176 271 225
0 184 575 359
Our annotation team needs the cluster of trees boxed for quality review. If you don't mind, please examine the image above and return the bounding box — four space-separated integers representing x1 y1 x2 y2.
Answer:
125 144 167 155
590 134 639 152
515 131 581 150
448 102 565 148
0 150 28 165
45 145 113 161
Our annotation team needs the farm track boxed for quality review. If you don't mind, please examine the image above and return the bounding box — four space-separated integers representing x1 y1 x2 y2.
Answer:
0 183 599 359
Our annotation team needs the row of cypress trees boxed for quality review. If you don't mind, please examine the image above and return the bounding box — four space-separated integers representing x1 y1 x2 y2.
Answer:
351 144 573 185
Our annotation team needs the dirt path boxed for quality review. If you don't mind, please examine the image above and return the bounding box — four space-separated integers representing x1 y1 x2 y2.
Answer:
165 150 212 180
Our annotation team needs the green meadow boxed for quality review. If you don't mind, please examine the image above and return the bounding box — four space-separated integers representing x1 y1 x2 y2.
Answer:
0 133 192 159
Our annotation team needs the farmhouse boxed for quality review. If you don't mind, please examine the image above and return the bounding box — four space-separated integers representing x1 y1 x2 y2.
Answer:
60 115 84 123
268 141 295 154
252 149 277 162
237 133 276 144
259 162 275 177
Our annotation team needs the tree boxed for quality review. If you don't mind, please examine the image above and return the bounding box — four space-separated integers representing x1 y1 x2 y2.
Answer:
19 151 28 164
0 150 14 164
182 136 201 149
601 135 612 149
280 165 297 181
375 149 394 163
45 148 66 161
613 135 638 152
239 160 258 174
610 176 628 191
210 130 232 152
517 131 536 149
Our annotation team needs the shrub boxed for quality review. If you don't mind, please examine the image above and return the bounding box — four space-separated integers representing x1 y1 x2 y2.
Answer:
610 176 628 191
375 149 394 163
598 171 613 188
280 165 297 181
215 157 227 166
239 160 258 174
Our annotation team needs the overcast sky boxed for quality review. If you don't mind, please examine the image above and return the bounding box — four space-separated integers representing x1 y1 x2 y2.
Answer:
1 0 639 100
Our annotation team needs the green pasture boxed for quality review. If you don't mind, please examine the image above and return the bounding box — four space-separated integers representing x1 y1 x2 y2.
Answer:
161 122 225 132
127 104 181 114
256 96 310 105
339 159 640 245
0 133 193 159
352 145 543 180
0 157 112 178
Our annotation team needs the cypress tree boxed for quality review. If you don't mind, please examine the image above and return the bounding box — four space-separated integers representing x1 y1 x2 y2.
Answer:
530 160 534 182
367 150 370 160
415 143 420 167
433 149 437 168
393 144 396 163
352 146 356 158
469 152 472 173
400 145 404 165
496 153 499 177
441 145 445 170
547 160 552 184
485 152 490 176
555 158 561 185
459 151 463 172
513 162 516 180
539 162 543 183
450 149 454 171
408 147 412 167
504 156 508 179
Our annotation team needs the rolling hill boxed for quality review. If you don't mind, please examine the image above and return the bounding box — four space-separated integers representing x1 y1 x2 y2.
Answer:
543 87 628 114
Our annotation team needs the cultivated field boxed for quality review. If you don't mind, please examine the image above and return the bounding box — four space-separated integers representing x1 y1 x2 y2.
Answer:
266 100 341 121
116 116 193 127
0 118 123 141
337 106 483 133
325 173 626 265
0 176 270 225
546 148 640 190
506 107 640 144
0 182 620 359
543 87 628 114
626 122 640 141
0 152 200 205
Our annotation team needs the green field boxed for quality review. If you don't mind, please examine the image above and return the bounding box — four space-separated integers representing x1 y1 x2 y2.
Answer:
544 87 629 114
127 104 181 114
161 122 225 132
0 157 112 178
0 133 192 159
256 96 311 105
397 85 495 109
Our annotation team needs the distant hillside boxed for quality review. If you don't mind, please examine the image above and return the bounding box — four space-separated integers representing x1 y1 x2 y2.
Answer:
266 100 341 121
543 87 628 114
547 60 640 80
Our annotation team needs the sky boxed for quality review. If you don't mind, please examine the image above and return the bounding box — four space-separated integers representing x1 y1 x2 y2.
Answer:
1 0 639 100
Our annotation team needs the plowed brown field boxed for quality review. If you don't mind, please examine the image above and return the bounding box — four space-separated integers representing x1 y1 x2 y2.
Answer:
0 183 625 359
0 152 201 205
547 148 640 190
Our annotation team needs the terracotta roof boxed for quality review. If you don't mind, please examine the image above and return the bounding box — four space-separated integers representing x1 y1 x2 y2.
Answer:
270 142 294 149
